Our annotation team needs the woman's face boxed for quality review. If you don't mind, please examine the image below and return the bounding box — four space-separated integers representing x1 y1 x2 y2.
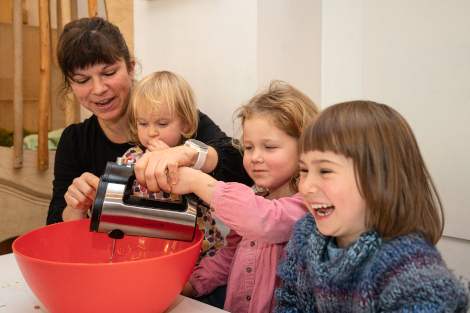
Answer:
70 59 135 123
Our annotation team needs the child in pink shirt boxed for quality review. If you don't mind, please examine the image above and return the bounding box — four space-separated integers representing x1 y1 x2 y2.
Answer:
165 80 319 313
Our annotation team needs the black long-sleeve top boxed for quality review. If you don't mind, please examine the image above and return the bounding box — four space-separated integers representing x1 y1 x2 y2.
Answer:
46 111 252 225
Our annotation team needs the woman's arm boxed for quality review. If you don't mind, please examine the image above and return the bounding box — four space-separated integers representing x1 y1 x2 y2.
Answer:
196 111 252 185
47 127 87 224
134 145 219 193
133 111 252 194
206 137 252 186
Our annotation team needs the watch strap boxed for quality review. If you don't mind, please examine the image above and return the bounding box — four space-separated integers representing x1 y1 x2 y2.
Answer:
191 149 207 170
185 139 208 170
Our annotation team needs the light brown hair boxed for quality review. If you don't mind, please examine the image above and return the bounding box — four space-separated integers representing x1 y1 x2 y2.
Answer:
127 71 199 146
299 100 444 244
234 80 319 192
56 17 134 99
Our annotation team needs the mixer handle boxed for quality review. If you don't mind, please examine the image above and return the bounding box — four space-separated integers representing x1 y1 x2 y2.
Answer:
102 161 135 185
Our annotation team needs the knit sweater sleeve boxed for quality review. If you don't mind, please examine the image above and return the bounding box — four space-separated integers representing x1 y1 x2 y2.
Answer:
376 235 470 312
274 216 310 313
211 182 308 243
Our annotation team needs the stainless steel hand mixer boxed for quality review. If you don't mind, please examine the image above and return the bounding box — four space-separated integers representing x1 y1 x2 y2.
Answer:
90 159 198 242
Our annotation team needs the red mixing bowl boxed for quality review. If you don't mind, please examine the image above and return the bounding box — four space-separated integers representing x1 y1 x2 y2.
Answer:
12 219 203 313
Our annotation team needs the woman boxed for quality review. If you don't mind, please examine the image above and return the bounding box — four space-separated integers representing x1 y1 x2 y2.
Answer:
47 17 251 225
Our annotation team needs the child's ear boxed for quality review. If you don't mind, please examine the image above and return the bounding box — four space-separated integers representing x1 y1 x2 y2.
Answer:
182 121 190 133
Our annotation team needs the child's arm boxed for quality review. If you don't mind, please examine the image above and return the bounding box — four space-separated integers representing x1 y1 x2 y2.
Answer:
134 145 219 193
172 167 307 243
377 240 470 311
211 183 307 243
168 167 218 204
180 281 197 297
170 167 308 243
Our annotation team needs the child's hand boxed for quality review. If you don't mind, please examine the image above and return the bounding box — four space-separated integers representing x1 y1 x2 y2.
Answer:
134 146 217 197
134 146 196 193
167 167 200 195
170 167 218 205
180 281 197 297
146 138 170 152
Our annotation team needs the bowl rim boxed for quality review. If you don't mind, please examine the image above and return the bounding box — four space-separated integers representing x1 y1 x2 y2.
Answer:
12 220 203 267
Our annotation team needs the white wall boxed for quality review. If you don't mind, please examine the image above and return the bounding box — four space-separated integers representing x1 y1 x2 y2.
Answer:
322 0 363 105
257 0 322 105
362 0 470 281
437 236 470 286
134 0 257 136
134 0 321 136
134 0 470 283
361 0 470 241
322 0 470 282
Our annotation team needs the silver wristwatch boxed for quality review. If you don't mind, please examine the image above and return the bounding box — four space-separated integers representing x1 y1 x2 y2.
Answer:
184 139 209 170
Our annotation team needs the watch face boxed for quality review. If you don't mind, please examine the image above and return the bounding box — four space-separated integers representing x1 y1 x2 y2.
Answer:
188 139 208 150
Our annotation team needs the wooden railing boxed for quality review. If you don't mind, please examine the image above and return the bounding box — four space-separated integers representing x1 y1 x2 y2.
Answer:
12 0 23 169
11 0 99 170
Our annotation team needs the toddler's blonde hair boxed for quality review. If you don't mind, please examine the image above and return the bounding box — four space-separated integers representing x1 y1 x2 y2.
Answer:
127 71 198 146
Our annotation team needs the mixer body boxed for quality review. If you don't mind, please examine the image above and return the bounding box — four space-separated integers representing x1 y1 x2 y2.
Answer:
90 162 198 241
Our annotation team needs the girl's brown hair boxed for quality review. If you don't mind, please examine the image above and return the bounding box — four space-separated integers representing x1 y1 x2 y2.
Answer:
234 80 319 192
127 71 199 146
299 100 444 244
56 17 133 98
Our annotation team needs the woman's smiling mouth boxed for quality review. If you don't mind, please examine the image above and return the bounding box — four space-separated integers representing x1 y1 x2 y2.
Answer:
95 97 115 106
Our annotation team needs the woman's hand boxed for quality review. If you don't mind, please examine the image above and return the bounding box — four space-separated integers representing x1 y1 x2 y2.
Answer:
62 172 100 222
134 144 219 193
146 138 170 152
180 281 197 297
134 145 198 193
135 155 218 204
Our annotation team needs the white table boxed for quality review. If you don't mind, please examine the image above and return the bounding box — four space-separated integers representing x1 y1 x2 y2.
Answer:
0 253 227 313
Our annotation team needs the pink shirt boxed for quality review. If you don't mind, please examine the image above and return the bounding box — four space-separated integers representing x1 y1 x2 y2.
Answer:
188 182 308 313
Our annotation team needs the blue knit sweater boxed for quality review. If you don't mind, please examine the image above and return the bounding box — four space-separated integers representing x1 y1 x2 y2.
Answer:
275 214 469 312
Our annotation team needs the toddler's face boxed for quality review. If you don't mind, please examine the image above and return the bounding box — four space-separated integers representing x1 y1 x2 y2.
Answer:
136 103 189 149
242 116 298 199
298 150 367 248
